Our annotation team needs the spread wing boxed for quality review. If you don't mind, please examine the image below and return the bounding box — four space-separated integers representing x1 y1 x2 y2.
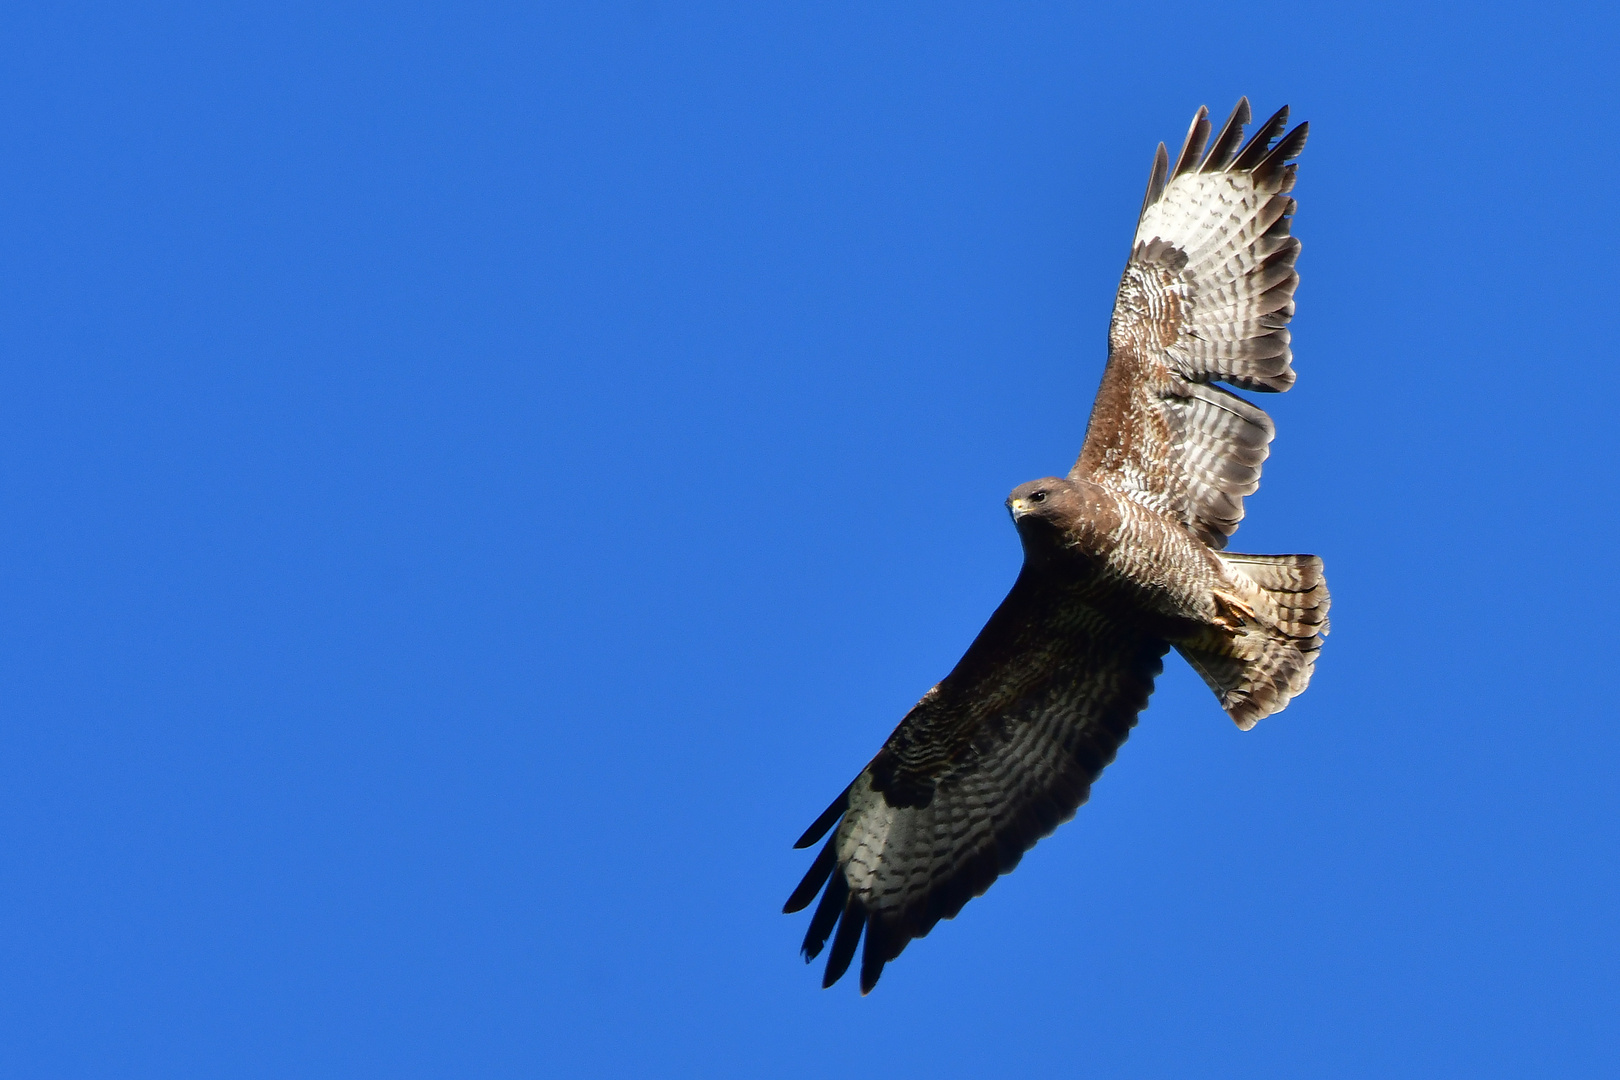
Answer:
783 571 1168 993
1072 99 1308 548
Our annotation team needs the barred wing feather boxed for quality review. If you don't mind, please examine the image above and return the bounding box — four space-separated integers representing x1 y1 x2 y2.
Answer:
783 572 1167 993
1072 99 1308 548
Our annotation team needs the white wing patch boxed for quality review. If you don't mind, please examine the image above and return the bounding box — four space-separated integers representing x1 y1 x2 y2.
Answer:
1137 169 1301 392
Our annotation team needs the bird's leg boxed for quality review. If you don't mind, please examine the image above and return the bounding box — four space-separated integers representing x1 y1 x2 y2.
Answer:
1211 589 1258 632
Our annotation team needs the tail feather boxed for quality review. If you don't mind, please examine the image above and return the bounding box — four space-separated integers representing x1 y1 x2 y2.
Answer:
1177 553 1329 730
1222 552 1330 636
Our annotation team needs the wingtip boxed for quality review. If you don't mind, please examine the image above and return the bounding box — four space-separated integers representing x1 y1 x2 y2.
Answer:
1170 105 1212 179
1137 142 1169 223
1200 97 1254 173
783 833 839 913
798 865 849 961
1254 120 1309 182
1232 104 1291 171
792 787 849 848
858 920 894 993
821 899 866 988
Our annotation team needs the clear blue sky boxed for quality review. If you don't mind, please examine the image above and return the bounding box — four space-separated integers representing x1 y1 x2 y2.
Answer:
3 2 1617 1077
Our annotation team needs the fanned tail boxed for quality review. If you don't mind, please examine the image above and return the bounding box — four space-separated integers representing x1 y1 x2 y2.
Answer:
1177 553 1329 730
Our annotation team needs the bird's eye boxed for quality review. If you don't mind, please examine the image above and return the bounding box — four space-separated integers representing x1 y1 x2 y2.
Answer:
1031 491 1047 503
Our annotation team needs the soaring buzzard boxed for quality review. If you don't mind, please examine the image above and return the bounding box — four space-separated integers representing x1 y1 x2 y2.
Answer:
785 99 1329 993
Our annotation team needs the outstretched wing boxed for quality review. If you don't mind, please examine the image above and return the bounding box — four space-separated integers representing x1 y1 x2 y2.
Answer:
783 571 1168 993
1072 99 1308 548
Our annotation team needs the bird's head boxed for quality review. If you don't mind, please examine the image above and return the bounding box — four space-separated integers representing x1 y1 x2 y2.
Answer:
1007 477 1113 563
1007 477 1082 529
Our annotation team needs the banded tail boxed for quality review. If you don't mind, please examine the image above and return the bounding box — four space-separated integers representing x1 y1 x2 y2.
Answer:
1177 552 1330 730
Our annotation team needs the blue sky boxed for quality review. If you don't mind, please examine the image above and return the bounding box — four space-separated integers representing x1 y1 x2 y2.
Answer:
3 2 1618 1077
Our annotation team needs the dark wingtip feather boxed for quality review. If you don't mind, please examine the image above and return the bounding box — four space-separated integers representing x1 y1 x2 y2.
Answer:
783 833 839 914
1253 121 1308 183
1233 104 1290 171
1138 142 1169 222
1170 105 1211 179
793 787 849 849
800 866 848 961
1200 97 1251 173
858 919 897 994
821 899 866 988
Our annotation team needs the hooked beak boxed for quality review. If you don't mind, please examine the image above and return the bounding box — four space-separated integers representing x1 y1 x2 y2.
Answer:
1007 497 1029 519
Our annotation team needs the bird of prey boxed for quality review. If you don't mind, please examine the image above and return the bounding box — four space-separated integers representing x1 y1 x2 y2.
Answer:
784 99 1330 993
